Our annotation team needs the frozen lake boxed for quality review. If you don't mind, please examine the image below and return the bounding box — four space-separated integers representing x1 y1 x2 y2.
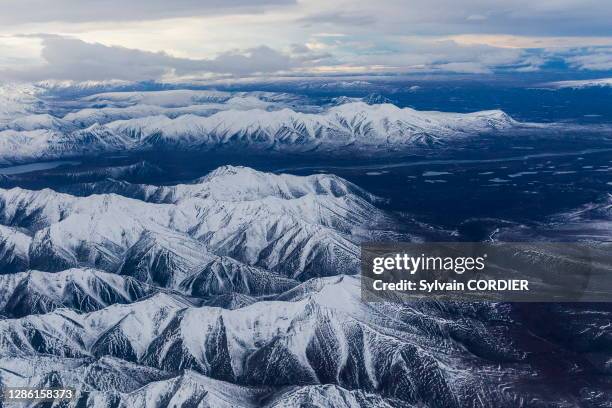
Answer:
0 161 81 175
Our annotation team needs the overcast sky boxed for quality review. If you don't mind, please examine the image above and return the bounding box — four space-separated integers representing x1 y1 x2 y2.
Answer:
0 0 611 81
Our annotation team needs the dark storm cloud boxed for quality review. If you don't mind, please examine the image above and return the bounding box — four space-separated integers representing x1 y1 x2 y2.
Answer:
0 0 295 25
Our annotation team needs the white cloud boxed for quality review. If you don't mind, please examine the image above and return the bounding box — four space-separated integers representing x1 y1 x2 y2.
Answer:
338 38 527 74
0 37 43 69
436 62 492 74
567 51 612 71
0 34 579 80
0 36 300 81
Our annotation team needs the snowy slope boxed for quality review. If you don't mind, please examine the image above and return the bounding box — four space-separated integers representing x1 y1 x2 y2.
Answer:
0 161 606 407
0 275 574 407
0 83 46 124
106 102 517 151
0 224 31 272
1 83 600 406
0 167 385 281
0 268 153 317
0 86 524 163
63 165 378 204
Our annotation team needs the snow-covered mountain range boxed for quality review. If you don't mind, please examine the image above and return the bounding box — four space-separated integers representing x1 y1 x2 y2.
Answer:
0 84 526 164
0 82 609 407
0 164 608 407
0 166 385 281
0 84 47 123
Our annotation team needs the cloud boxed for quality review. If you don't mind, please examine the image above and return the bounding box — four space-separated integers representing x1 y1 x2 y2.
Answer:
296 0 612 38
1 11 611 82
338 38 527 73
510 55 546 72
0 0 295 25
0 37 42 69
289 43 334 64
2 0 611 40
466 14 487 22
0 34 569 81
200 46 296 76
0 0 610 81
290 43 311 54
435 62 492 74
0 36 299 81
566 49 612 71
298 11 377 27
